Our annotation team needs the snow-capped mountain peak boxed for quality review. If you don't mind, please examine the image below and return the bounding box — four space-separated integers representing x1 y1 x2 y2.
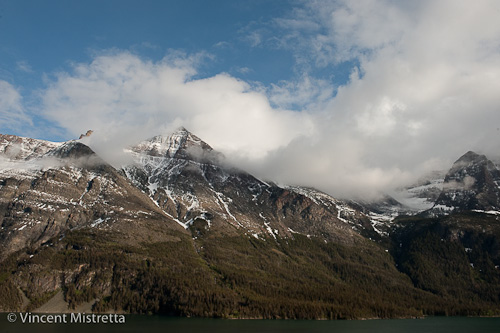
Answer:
130 127 216 160
122 128 375 240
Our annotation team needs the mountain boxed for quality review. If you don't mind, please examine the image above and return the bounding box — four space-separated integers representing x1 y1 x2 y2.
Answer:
428 151 500 215
0 134 61 161
0 137 185 261
123 127 377 242
1 130 500 318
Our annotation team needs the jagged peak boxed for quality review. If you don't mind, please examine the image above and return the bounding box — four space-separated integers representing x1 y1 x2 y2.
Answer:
130 127 218 162
79 130 93 139
48 141 96 159
448 151 496 176
42 141 112 172
455 151 488 164
427 150 500 215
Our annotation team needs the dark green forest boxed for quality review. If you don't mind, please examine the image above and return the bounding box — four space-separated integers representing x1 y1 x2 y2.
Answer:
1 211 500 319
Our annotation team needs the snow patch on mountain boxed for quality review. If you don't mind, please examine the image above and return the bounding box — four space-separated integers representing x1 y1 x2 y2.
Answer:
472 209 500 215
0 134 62 161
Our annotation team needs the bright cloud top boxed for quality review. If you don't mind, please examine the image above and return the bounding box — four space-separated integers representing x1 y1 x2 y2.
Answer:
42 51 314 164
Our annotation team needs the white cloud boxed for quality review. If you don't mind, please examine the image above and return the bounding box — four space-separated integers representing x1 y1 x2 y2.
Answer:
32 0 500 200
268 74 334 111
354 96 407 136
245 31 263 47
41 51 313 166
0 81 32 133
16 61 33 73
236 67 252 75
234 0 500 197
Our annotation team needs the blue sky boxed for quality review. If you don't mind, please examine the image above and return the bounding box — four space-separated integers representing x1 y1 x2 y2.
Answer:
1 0 301 88
1 0 349 141
1 0 500 198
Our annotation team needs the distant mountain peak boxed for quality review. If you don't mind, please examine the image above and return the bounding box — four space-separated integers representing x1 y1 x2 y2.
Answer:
462 150 482 158
429 150 500 214
448 151 496 176
454 151 488 165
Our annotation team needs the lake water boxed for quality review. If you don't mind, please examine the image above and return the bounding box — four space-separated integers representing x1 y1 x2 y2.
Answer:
1 314 500 333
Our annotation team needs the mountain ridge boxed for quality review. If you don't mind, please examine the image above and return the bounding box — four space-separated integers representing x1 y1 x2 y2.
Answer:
1 129 500 318
0 135 186 260
123 127 375 241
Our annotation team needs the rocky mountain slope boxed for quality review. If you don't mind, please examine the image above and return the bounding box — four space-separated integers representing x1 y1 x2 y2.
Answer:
123 127 376 242
0 137 186 261
430 151 500 214
1 130 499 318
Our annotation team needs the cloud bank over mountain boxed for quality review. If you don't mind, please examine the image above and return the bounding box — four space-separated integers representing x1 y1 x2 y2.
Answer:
3 0 500 198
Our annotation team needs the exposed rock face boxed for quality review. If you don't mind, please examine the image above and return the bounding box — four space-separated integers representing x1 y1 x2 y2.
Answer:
3 130 498 259
2 132 500 318
123 128 375 242
79 130 93 140
0 137 185 260
430 151 500 214
0 129 378 264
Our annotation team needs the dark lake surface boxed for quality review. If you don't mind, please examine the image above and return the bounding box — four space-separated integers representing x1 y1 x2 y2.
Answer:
2 314 500 333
